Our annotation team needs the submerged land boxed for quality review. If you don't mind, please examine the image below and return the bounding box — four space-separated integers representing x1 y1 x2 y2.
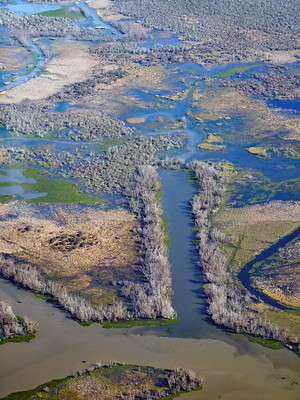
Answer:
0 0 299 398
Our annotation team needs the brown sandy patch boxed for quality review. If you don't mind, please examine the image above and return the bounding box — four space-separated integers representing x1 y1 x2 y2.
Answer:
262 50 300 65
87 0 131 21
0 202 140 305
0 40 99 104
126 118 145 124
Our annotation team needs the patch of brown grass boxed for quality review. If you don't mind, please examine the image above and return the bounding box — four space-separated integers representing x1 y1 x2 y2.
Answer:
214 200 300 271
0 202 140 306
253 240 300 308
0 40 99 104
0 47 31 72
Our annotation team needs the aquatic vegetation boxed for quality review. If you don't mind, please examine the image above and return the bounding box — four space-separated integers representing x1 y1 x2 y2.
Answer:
22 168 109 205
198 142 226 152
37 6 88 20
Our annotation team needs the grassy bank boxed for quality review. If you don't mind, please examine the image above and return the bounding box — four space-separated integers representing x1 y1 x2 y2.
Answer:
0 332 36 345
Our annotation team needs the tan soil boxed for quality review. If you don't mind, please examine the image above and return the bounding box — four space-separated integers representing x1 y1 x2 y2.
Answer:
87 0 131 21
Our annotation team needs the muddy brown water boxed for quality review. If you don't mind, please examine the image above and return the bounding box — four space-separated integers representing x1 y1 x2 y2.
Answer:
0 170 299 399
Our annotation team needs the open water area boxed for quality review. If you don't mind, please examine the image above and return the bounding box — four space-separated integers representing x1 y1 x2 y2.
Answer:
0 1 299 399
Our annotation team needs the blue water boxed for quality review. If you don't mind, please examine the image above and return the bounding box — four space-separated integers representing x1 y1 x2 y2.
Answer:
4 2 60 14
267 99 300 113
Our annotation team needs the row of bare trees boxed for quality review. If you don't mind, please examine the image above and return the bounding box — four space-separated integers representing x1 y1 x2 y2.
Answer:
0 256 127 323
122 166 177 320
0 299 37 340
188 160 295 344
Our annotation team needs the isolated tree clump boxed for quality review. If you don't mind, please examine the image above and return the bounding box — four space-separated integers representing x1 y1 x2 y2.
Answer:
0 299 37 340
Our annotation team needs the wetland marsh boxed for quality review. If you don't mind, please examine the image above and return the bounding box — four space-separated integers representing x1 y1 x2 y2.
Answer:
0 0 299 398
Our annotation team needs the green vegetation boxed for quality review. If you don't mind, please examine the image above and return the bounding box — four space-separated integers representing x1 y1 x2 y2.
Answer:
209 64 261 78
0 332 36 345
37 6 86 20
0 181 17 187
0 195 15 202
99 137 128 152
22 168 109 205
161 217 171 249
244 334 285 349
34 293 50 300
23 50 39 77
101 317 178 329
1 377 70 400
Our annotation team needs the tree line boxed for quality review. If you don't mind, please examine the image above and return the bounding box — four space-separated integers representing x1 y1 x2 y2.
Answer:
120 165 177 319
188 159 297 345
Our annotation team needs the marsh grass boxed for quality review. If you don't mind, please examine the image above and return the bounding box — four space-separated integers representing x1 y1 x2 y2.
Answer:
22 168 108 205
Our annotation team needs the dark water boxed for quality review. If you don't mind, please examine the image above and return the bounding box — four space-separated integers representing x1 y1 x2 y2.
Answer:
158 169 222 339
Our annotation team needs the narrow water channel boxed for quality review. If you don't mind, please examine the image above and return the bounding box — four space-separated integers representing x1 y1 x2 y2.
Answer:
158 169 222 339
